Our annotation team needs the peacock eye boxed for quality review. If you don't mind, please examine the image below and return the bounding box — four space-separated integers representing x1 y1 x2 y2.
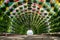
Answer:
44 13 47 15
46 0 50 2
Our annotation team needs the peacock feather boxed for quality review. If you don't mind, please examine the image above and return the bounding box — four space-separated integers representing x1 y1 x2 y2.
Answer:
0 0 60 34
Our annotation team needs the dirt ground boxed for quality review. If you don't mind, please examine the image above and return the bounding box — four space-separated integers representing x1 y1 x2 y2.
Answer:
0 34 60 40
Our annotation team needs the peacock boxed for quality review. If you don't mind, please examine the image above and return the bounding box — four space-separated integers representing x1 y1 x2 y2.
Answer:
0 0 60 34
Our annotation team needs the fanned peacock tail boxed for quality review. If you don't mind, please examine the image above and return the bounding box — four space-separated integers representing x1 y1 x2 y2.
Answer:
0 0 60 34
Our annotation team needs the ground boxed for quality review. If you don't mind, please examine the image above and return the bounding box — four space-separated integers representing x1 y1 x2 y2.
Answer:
0 34 60 40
